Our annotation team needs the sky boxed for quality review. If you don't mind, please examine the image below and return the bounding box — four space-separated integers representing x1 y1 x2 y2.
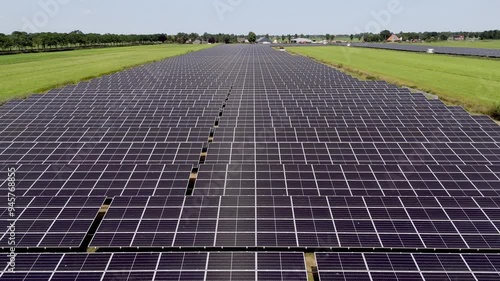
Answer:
1 0 499 35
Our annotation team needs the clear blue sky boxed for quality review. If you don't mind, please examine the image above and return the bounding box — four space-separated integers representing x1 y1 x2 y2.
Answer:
1 0 499 35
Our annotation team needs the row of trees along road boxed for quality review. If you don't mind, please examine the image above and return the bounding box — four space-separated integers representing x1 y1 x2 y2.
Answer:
358 29 500 42
0 31 244 53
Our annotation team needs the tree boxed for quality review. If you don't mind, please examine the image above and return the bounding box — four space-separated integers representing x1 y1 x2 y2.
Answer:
11 31 31 50
176 32 189 44
158 34 167 43
326 34 330 41
364 33 381 42
350 34 354 41
439 33 449 41
0 33 13 51
223 34 231 44
422 31 438 41
188 33 199 42
401 32 419 41
70 30 87 46
248 31 256 43
380 30 392 41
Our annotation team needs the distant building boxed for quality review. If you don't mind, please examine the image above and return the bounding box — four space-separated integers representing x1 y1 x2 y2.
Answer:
192 39 202 44
291 38 313 44
256 37 272 44
387 34 402 42
453 35 465 41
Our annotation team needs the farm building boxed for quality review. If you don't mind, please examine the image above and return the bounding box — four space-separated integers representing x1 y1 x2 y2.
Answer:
387 34 402 42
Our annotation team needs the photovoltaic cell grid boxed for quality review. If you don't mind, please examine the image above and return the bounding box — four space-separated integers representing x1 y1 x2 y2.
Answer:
0 252 307 281
0 45 499 279
316 253 500 281
0 196 104 248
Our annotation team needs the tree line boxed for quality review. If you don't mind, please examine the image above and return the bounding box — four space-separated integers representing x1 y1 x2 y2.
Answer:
0 31 245 53
247 29 500 44
354 30 500 43
1 29 499 52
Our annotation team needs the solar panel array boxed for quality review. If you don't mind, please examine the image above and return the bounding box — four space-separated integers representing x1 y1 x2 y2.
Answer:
1 45 499 280
341 42 500 58
275 42 500 58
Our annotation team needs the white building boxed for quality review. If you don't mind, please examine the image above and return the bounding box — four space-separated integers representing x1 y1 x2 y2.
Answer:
256 37 272 44
291 38 313 44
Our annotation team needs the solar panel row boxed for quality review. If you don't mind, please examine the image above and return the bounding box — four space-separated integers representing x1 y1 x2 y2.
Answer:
276 42 500 58
346 43 500 58
316 252 500 281
87 195 500 249
2 163 499 198
0 252 307 281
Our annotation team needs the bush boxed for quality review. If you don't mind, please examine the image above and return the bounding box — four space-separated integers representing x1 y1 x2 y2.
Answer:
490 104 500 120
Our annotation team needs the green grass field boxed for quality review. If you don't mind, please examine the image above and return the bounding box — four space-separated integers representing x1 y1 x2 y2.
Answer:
0 44 213 103
400 40 500 50
288 46 500 116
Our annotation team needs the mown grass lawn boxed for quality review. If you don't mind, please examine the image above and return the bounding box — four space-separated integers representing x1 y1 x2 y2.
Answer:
0 44 213 103
288 46 500 117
